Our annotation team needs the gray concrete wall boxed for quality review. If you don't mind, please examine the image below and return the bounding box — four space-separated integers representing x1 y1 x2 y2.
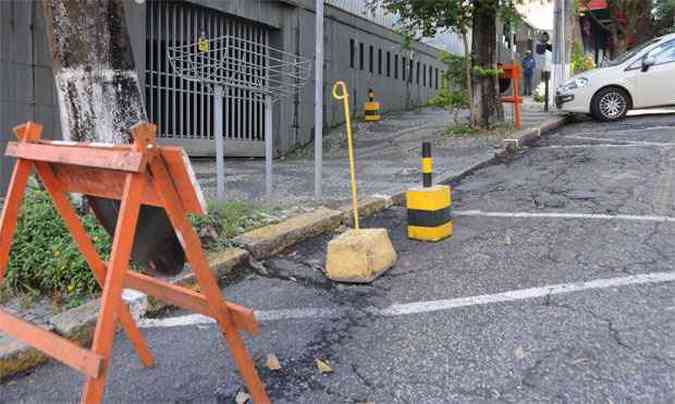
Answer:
0 1 61 194
0 0 446 194
276 1 446 153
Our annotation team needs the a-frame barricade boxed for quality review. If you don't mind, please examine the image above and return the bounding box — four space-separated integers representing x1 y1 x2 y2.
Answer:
0 121 270 403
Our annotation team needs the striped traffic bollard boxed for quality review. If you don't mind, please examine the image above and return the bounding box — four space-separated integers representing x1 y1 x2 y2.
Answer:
405 142 453 242
363 88 381 122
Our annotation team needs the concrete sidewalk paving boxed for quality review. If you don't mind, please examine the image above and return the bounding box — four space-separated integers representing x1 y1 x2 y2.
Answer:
191 100 565 209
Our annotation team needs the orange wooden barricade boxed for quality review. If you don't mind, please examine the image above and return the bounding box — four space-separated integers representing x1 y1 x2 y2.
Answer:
0 122 270 403
500 63 522 129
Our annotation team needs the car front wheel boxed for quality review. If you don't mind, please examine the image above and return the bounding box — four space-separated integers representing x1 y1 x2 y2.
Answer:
591 87 630 121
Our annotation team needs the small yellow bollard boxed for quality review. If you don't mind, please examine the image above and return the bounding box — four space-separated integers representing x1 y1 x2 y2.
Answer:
324 81 397 283
406 142 453 242
363 88 381 122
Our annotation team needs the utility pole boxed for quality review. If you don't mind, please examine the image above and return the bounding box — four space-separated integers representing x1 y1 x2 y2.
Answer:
552 0 566 95
314 0 324 198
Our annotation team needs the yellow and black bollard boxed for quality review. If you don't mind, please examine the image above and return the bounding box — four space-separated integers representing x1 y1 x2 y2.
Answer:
406 142 453 241
363 88 381 122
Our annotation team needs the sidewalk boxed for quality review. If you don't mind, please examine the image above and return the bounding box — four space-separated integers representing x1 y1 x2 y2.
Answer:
191 100 565 209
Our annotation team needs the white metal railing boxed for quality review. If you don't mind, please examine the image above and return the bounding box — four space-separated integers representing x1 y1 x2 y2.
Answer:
146 1 270 143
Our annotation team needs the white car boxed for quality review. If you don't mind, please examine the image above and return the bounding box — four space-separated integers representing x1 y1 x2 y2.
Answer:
556 33 675 121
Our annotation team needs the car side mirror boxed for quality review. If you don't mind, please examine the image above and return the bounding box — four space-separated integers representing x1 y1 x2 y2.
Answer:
642 56 656 72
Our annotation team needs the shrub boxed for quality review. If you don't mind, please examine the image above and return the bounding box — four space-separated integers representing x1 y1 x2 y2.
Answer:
533 82 547 103
4 187 271 305
5 187 111 301
571 42 595 74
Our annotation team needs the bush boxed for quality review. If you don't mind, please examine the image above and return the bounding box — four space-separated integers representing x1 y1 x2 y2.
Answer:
571 42 595 74
438 51 466 90
4 187 271 305
5 187 111 301
533 82 547 103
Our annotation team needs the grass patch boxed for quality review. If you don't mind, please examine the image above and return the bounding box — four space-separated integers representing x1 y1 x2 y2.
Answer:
3 187 275 309
445 122 515 138
446 124 480 137
5 187 111 306
190 200 275 251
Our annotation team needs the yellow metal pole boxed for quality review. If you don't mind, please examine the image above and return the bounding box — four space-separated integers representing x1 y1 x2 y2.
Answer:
332 81 360 230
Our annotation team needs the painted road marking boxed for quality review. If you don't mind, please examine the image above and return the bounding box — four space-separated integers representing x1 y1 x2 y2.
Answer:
138 271 675 328
565 135 675 147
454 210 675 223
538 143 675 150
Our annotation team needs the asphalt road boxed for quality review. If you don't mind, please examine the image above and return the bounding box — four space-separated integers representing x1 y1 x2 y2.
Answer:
2 114 675 403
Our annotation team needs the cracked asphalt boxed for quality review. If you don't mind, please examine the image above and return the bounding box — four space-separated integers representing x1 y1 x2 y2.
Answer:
2 114 675 403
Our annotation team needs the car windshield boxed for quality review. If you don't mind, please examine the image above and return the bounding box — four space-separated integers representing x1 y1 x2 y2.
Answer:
605 38 663 66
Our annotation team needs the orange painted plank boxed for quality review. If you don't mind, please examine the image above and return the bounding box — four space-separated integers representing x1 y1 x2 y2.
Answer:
501 96 523 104
5 142 145 173
0 159 33 282
0 309 103 378
125 272 258 336
149 158 270 403
34 162 154 368
82 173 146 403
160 147 206 215
50 164 162 207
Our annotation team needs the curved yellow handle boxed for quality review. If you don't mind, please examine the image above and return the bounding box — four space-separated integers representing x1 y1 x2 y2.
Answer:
332 81 349 100
332 80 359 229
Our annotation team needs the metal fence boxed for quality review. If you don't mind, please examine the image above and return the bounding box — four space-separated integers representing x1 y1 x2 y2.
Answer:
145 1 269 156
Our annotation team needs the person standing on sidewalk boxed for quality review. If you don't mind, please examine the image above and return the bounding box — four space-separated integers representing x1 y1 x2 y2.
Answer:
522 50 536 96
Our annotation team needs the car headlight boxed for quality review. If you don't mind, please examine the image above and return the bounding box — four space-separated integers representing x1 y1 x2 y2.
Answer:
559 77 590 92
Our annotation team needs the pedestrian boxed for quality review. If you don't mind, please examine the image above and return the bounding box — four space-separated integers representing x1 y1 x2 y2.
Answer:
522 50 536 96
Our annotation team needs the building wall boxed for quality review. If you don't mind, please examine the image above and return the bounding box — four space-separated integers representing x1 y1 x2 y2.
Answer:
0 0 446 193
285 2 445 152
0 2 62 193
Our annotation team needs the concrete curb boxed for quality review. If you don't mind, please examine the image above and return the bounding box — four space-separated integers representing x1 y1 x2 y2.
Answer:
0 114 571 380
235 207 344 259
495 115 569 158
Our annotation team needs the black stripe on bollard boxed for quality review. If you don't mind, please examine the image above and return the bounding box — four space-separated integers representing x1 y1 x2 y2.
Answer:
422 142 432 188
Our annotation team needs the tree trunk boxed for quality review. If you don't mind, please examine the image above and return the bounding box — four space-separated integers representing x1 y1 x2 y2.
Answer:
461 31 475 127
471 5 504 128
42 0 186 275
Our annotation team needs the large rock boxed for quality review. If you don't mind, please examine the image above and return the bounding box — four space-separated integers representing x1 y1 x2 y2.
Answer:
325 228 397 283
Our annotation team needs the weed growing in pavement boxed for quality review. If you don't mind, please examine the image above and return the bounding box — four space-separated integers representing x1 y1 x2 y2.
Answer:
190 200 277 252
445 121 515 138
4 186 111 306
0 285 11 305
446 124 480 137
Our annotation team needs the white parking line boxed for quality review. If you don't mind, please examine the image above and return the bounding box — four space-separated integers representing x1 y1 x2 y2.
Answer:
566 135 675 146
453 210 675 223
138 271 675 328
539 143 675 149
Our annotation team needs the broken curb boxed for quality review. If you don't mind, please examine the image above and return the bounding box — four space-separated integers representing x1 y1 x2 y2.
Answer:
235 207 343 259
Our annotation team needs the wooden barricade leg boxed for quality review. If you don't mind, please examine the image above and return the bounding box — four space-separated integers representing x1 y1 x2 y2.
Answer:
0 122 42 282
148 157 270 404
33 162 154 368
0 159 32 283
81 172 146 403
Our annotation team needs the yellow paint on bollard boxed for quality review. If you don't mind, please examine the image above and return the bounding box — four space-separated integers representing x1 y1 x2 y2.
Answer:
406 142 453 242
364 89 381 122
